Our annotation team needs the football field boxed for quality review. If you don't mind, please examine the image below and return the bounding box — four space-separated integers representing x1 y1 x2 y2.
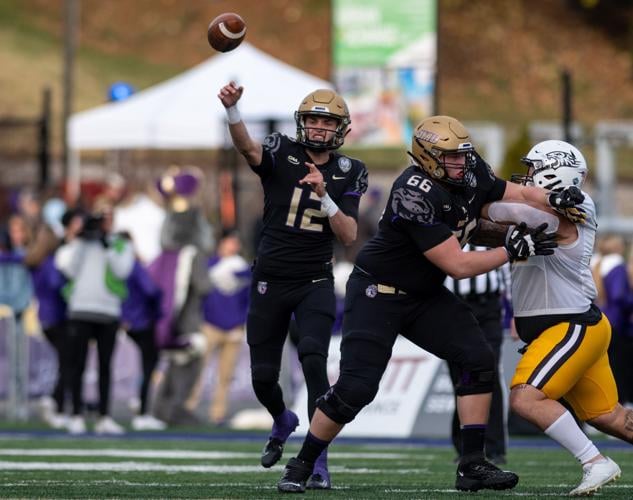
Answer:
0 430 631 498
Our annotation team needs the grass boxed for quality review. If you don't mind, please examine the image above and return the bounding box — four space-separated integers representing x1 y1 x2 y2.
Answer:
0 428 630 499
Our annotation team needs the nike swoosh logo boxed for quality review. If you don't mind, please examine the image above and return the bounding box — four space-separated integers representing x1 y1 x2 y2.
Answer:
312 278 328 283
332 175 346 180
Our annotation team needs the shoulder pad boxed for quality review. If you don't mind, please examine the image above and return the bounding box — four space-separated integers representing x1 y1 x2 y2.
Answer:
262 132 284 153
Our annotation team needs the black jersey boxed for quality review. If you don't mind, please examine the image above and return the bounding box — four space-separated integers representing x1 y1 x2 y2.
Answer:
251 133 368 280
355 155 506 295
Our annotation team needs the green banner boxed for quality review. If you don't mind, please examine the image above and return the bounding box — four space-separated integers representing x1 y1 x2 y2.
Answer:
334 0 437 67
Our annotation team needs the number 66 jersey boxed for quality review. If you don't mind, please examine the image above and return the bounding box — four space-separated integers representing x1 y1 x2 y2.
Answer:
355 154 506 295
251 132 368 280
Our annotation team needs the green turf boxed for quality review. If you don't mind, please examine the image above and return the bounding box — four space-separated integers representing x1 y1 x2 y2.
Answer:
0 434 630 498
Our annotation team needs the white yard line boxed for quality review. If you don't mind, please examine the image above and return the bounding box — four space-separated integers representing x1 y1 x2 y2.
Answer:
0 449 416 460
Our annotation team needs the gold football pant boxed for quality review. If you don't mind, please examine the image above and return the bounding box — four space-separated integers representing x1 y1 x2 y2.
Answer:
511 315 618 421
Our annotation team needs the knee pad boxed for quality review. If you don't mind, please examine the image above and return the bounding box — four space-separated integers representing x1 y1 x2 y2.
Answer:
316 387 363 425
296 335 328 359
251 363 280 385
455 369 495 396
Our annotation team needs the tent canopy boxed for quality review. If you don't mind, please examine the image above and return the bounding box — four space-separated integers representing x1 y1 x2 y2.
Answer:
69 43 332 150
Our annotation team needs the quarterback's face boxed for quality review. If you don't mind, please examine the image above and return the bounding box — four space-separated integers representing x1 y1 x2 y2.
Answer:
304 115 338 143
442 152 467 180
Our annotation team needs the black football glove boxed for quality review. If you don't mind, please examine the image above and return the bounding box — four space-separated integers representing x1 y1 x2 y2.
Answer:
504 222 558 262
547 186 587 224
547 186 585 209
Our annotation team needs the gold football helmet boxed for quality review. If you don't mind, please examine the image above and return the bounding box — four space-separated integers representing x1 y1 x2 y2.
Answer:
408 115 476 186
295 89 351 150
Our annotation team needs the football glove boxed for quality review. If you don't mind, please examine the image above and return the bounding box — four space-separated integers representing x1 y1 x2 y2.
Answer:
547 186 586 224
504 222 557 262
547 186 584 209
553 205 587 224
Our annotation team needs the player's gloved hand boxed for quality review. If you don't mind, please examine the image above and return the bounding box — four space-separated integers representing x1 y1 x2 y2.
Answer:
547 185 585 209
547 186 587 224
554 206 587 224
504 222 557 262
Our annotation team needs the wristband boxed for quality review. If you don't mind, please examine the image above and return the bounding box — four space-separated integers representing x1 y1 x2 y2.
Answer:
320 192 339 217
226 105 242 125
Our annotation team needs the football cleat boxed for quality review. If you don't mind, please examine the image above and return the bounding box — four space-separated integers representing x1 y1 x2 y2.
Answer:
569 457 621 497
261 438 284 468
277 457 313 493
306 448 331 489
306 471 331 490
261 409 299 468
455 458 519 492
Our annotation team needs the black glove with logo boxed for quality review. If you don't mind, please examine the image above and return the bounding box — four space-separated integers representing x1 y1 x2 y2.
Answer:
547 185 584 209
504 222 558 262
547 186 587 224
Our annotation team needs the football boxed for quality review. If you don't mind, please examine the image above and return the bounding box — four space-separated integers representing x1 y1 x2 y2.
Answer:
207 12 246 53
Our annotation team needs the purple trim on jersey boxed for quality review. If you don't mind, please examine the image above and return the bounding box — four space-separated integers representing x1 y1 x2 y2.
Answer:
344 191 362 197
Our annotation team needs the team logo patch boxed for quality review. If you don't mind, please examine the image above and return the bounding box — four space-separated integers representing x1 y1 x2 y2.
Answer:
338 157 352 173
365 284 378 298
257 281 268 295
415 129 440 144
287 155 300 165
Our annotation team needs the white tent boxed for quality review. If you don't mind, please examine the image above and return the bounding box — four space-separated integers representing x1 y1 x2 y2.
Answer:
68 43 332 150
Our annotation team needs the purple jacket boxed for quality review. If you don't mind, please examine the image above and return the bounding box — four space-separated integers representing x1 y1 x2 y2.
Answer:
202 255 250 331
122 260 162 331
600 256 633 336
31 254 66 329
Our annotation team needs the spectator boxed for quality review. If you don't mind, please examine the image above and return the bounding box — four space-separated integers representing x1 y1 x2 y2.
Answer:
0 215 34 320
186 231 251 425
121 235 166 431
150 167 214 426
55 206 134 435
31 200 75 429
593 234 633 405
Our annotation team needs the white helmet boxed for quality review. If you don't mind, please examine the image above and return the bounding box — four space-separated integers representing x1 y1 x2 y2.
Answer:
512 140 588 190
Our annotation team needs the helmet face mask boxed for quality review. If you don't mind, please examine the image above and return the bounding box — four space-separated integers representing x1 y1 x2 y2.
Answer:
295 89 351 151
408 116 476 187
511 140 587 190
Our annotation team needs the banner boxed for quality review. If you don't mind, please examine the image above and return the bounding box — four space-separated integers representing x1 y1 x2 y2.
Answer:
333 0 437 146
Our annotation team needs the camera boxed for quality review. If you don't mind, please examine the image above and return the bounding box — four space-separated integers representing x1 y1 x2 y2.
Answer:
79 213 106 241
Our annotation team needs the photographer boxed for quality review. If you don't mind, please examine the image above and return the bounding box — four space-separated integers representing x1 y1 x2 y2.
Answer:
55 206 134 434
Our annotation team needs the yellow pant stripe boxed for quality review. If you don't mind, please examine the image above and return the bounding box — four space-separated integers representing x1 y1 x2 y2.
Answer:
511 315 618 421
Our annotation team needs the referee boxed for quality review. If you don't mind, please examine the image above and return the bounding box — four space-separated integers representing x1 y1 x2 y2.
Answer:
444 244 511 465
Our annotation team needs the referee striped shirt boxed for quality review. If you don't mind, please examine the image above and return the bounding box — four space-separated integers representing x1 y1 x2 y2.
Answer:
444 244 512 300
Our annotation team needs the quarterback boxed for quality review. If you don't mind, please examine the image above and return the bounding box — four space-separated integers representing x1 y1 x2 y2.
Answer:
218 82 368 489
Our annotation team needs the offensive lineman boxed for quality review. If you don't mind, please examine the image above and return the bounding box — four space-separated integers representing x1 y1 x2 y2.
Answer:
277 116 584 493
218 81 368 489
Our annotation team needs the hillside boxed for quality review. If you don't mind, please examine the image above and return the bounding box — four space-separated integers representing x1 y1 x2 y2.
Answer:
1 0 632 155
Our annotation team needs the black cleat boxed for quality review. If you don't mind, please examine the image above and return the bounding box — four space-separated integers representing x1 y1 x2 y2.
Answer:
455 458 519 492
261 438 284 468
261 410 299 468
277 457 313 493
306 471 331 490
